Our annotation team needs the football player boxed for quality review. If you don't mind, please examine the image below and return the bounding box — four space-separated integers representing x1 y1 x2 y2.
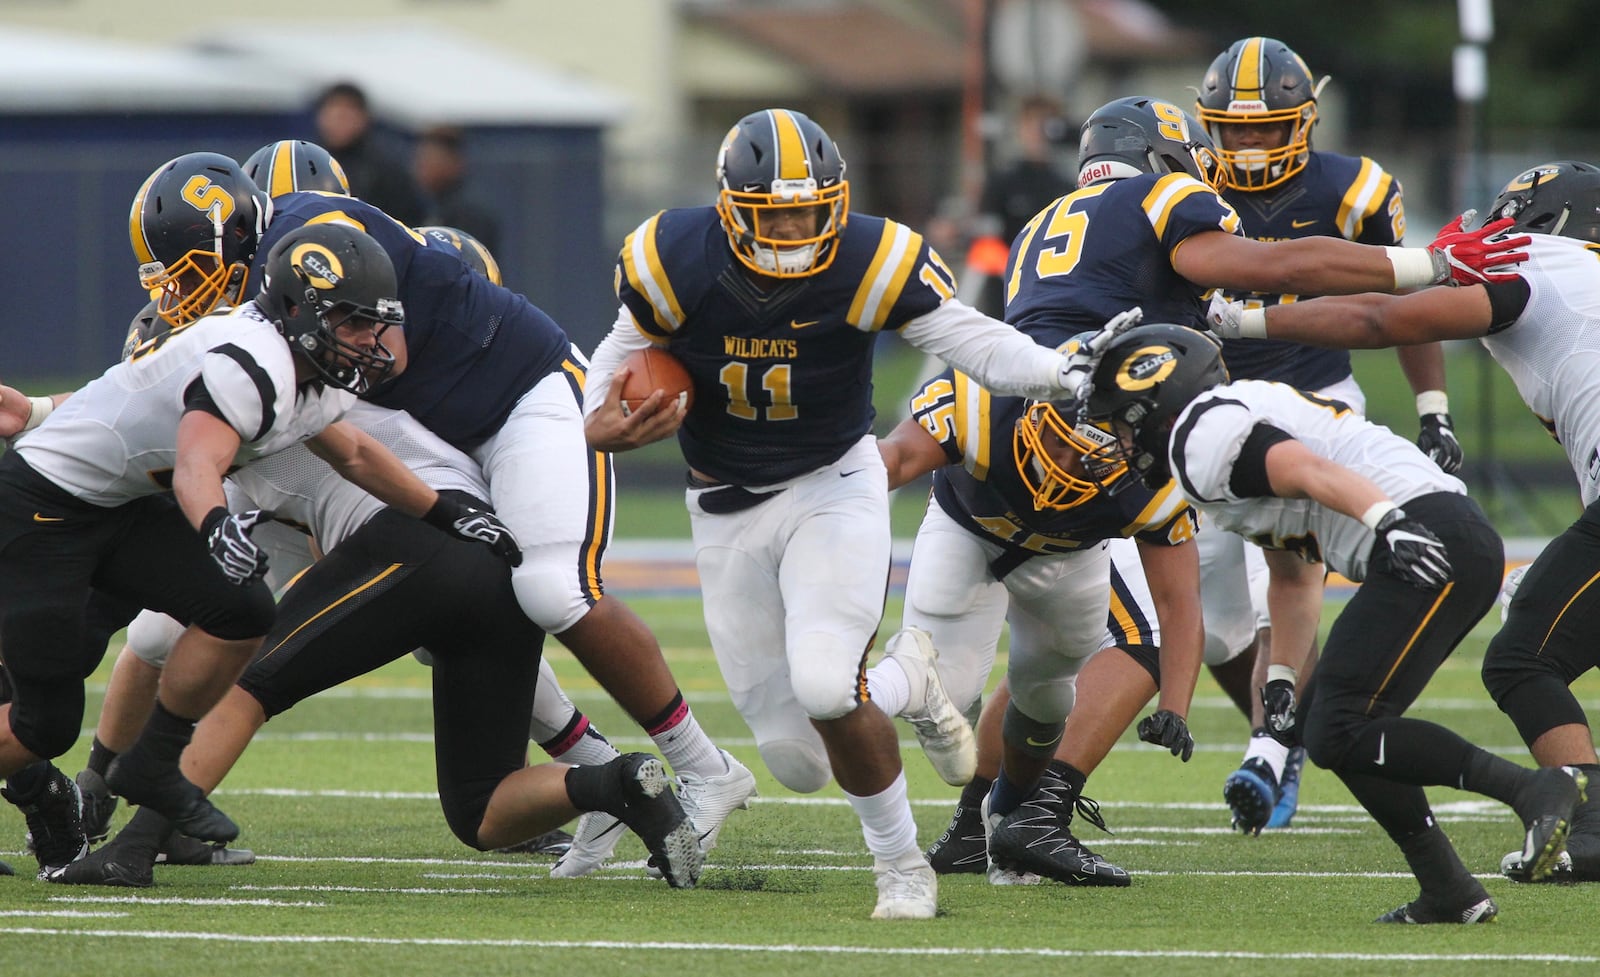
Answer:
582 107 1126 919
877 316 1203 887
242 139 351 198
1207 159 1600 881
46 402 699 890
0 220 518 877
1196 36 1461 832
955 93 1524 869
1082 322 1585 924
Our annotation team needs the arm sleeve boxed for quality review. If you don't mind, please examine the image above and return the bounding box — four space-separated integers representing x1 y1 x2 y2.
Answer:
898 300 1065 400
1484 276 1532 334
1228 423 1295 498
581 306 657 418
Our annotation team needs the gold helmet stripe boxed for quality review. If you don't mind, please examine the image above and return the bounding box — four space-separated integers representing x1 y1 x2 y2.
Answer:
270 141 298 198
129 167 163 265
770 109 810 182
1233 36 1265 97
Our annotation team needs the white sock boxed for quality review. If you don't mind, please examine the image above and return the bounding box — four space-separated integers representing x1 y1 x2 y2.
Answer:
865 656 912 718
845 770 919 861
650 705 726 779
550 723 621 767
1244 732 1291 782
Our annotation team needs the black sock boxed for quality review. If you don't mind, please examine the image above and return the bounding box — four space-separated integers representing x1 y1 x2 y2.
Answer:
563 758 623 815
136 700 199 765
1461 749 1531 808
113 806 176 858
958 774 992 810
2 760 55 804
1046 759 1088 797
87 738 119 778
1398 824 1483 902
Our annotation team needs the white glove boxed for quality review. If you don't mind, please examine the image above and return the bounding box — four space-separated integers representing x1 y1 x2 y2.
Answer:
1059 306 1143 393
1205 294 1249 339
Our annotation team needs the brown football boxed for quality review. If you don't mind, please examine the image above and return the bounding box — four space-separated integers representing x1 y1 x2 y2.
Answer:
617 346 694 415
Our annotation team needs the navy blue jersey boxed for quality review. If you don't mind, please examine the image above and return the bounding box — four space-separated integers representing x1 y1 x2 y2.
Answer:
617 206 956 484
255 193 571 450
910 369 1197 561
1002 173 1241 348
1214 152 1406 388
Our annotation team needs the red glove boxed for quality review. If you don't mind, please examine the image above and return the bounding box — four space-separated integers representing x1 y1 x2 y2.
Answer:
1427 212 1531 286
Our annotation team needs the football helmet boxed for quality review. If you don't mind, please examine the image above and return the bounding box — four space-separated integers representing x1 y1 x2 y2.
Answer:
256 223 403 394
1484 160 1600 244
130 152 273 328
1195 37 1327 191
242 139 350 197
1013 401 1129 510
1080 324 1228 491
417 225 503 286
715 108 849 278
121 299 170 361
1077 96 1226 191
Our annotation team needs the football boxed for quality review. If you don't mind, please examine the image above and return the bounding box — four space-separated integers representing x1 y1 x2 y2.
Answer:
617 346 694 416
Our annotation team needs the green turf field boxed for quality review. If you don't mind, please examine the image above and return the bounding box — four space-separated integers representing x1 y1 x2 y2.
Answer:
3 592 1596 977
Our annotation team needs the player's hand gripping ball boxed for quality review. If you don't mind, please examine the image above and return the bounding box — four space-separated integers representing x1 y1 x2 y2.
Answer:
618 347 694 416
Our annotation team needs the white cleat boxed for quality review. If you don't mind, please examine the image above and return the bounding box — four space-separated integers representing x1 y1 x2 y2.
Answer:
548 810 626 878
871 850 938 919
889 627 977 787
676 749 758 855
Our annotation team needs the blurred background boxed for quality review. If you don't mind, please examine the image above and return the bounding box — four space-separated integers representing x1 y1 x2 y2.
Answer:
0 0 1590 535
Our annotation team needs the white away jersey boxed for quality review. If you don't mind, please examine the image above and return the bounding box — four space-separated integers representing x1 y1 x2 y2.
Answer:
1169 379 1465 580
16 302 353 506
227 402 489 551
1479 234 1600 505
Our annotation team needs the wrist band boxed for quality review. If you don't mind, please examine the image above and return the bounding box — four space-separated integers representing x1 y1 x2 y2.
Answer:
20 395 54 432
1415 390 1450 417
1385 246 1440 290
1238 308 1268 339
1360 500 1400 531
1266 664 1297 687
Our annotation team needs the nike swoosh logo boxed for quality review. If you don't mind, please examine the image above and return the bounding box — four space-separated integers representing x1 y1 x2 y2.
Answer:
1291 218 1317 229
790 319 821 330
1025 732 1062 749
32 513 65 523
840 469 865 478
1375 732 1387 766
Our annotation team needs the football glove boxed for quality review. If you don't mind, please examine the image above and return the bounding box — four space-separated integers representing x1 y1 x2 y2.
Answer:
1426 213 1531 286
201 507 270 586
1060 306 1143 395
1261 679 1298 747
1417 413 1463 473
1373 507 1452 590
1204 294 1253 339
423 490 523 567
1137 709 1194 762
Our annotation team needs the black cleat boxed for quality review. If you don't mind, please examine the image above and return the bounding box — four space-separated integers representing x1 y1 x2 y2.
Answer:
609 753 703 889
1224 757 1279 837
106 753 238 844
1376 893 1498 924
925 800 986 875
986 777 1130 887
1507 766 1587 883
76 768 119 844
494 828 574 857
4 765 89 874
0 859 13 876
157 833 256 866
43 839 154 888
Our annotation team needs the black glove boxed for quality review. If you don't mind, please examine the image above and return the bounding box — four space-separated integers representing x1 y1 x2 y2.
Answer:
1137 709 1194 762
1373 506 1451 590
423 490 522 567
201 506 270 586
1416 413 1463 474
1261 679 1298 746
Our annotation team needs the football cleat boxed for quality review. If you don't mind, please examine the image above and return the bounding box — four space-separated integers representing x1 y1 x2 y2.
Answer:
925 799 987 875
870 850 938 919
1224 756 1279 836
889 628 977 786
1266 745 1306 829
0 858 13 876
675 748 757 855
984 777 1130 887
106 750 238 844
1500 847 1573 883
75 768 120 844
1376 893 1498 924
610 753 703 889
1506 765 1587 883
156 833 256 866
549 811 626 878
3 764 89 874
43 838 154 888
494 827 574 857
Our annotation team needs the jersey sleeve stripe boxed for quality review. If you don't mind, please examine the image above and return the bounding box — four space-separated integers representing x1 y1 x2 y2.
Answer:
1122 479 1190 535
1169 396 1247 503
848 221 921 330
620 213 684 337
211 342 278 442
1142 174 1212 240
1336 159 1390 240
951 371 991 479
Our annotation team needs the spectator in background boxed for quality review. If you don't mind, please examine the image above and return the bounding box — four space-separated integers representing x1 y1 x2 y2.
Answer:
415 127 501 254
967 95 1075 318
313 81 425 226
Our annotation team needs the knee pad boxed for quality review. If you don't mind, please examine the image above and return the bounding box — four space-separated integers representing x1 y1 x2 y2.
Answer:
438 791 492 851
191 584 276 641
513 554 593 634
758 738 832 793
126 610 185 669
8 678 85 759
1298 700 1358 771
1002 700 1065 759
789 632 866 721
